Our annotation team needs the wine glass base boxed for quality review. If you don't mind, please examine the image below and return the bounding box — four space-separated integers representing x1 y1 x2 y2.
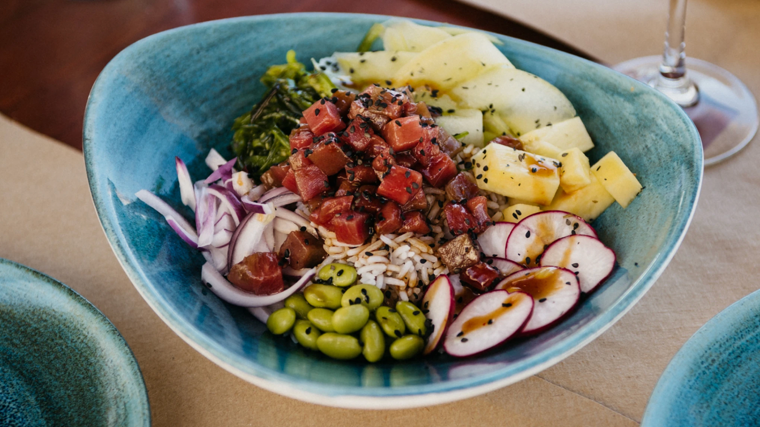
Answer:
613 56 758 166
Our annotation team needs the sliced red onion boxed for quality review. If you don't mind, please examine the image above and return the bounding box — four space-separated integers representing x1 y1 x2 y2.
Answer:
214 211 234 232
205 157 237 184
240 195 273 215
135 190 198 246
268 193 303 208
208 184 246 226
166 217 198 248
248 302 285 323
224 178 235 192
211 228 233 248
274 230 287 253
196 191 217 248
227 211 276 269
175 157 196 211
273 217 300 235
201 263 315 307
205 148 227 171
264 221 275 252
247 185 267 202
273 207 311 230
202 246 229 274
258 187 292 204
283 267 312 277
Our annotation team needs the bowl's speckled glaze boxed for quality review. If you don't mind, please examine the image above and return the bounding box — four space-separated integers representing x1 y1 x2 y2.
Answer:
0 259 150 426
83 13 702 408
642 289 760 426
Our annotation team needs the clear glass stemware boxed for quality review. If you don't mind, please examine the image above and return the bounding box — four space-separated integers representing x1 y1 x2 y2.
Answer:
613 0 758 166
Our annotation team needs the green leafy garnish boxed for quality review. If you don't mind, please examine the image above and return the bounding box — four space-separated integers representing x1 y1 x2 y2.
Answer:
357 23 385 52
231 50 336 179
453 131 470 140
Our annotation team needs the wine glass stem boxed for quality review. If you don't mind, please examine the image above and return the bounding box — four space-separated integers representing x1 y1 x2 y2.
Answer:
652 0 699 107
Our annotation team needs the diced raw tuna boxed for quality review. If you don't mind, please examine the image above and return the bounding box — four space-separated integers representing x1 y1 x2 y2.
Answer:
376 201 403 235
261 163 290 188
466 196 491 234
293 165 329 201
341 118 375 152
460 261 500 292
303 99 345 135
422 152 458 188
310 196 354 226
377 165 423 205
400 188 428 212
353 185 383 214
279 230 327 270
444 202 477 236
310 138 350 176
395 153 418 169
281 169 299 195
446 173 480 202
331 211 370 245
289 126 314 149
382 115 424 152
400 211 431 234
227 252 284 295
345 164 378 184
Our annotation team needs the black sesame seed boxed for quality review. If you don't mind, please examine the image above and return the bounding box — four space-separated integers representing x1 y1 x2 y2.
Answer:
314 108 320 116
487 319 493 325
476 174 483 179
456 331 464 337
526 231 531 238
461 337 468 342
572 263 579 268
484 178 488 183
502 303 512 307
539 298 547 303
525 257 531 264
413 310 420 316
337 269 344 277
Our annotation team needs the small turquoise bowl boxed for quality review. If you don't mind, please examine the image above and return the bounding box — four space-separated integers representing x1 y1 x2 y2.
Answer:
0 259 150 425
642 289 760 426
84 13 702 408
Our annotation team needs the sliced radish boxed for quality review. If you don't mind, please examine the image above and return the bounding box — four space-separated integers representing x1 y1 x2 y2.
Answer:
486 258 524 276
540 235 616 293
506 211 596 268
477 222 514 258
448 274 476 315
421 275 456 355
444 290 533 358
494 267 579 334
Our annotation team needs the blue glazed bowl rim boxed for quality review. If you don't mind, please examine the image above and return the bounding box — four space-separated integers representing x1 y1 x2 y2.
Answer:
0 258 151 423
83 12 703 408
641 288 760 426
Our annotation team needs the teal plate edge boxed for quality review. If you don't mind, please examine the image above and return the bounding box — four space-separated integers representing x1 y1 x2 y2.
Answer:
83 12 703 408
642 289 760 426
0 258 150 425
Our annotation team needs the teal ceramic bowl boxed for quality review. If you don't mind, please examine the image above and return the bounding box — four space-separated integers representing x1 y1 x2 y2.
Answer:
83 13 702 408
642 289 760 426
0 259 150 425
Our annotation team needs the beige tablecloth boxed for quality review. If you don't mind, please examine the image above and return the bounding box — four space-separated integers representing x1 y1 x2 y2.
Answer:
1 0 759 424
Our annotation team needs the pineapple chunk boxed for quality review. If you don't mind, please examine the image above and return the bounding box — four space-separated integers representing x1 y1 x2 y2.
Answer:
472 144 560 206
382 19 452 52
559 148 591 193
523 139 563 159
503 204 541 223
519 117 594 152
591 152 642 208
334 51 416 84
435 109 484 146
547 173 614 222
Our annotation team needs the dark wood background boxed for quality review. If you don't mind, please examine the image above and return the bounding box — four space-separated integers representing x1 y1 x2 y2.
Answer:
0 0 594 150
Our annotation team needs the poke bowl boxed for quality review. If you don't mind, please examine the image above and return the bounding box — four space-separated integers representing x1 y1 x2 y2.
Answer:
84 13 702 408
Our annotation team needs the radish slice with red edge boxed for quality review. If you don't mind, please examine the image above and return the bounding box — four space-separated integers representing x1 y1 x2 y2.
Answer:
175 157 196 211
247 301 285 323
506 211 596 268
444 290 533 358
485 258 524 276
135 190 198 247
421 275 456 355
495 267 580 334
227 211 276 270
201 263 314 307
477 222 514 258
205 157 237 184
540 235 616 293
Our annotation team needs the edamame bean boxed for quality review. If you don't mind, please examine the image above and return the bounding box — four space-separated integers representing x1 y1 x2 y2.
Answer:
284 293 313 319
318 263 358 287
293 320 320 350
396 301 427 336
332 305 370 334
375 306 406 338
341 284 384 310
267 307 296 335
360 320 385 363
389 335 425 360
316 333 362 360
304 284 343 309
307 308 335 332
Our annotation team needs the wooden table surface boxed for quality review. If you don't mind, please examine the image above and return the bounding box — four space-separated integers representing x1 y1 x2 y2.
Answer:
0 0 594 150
